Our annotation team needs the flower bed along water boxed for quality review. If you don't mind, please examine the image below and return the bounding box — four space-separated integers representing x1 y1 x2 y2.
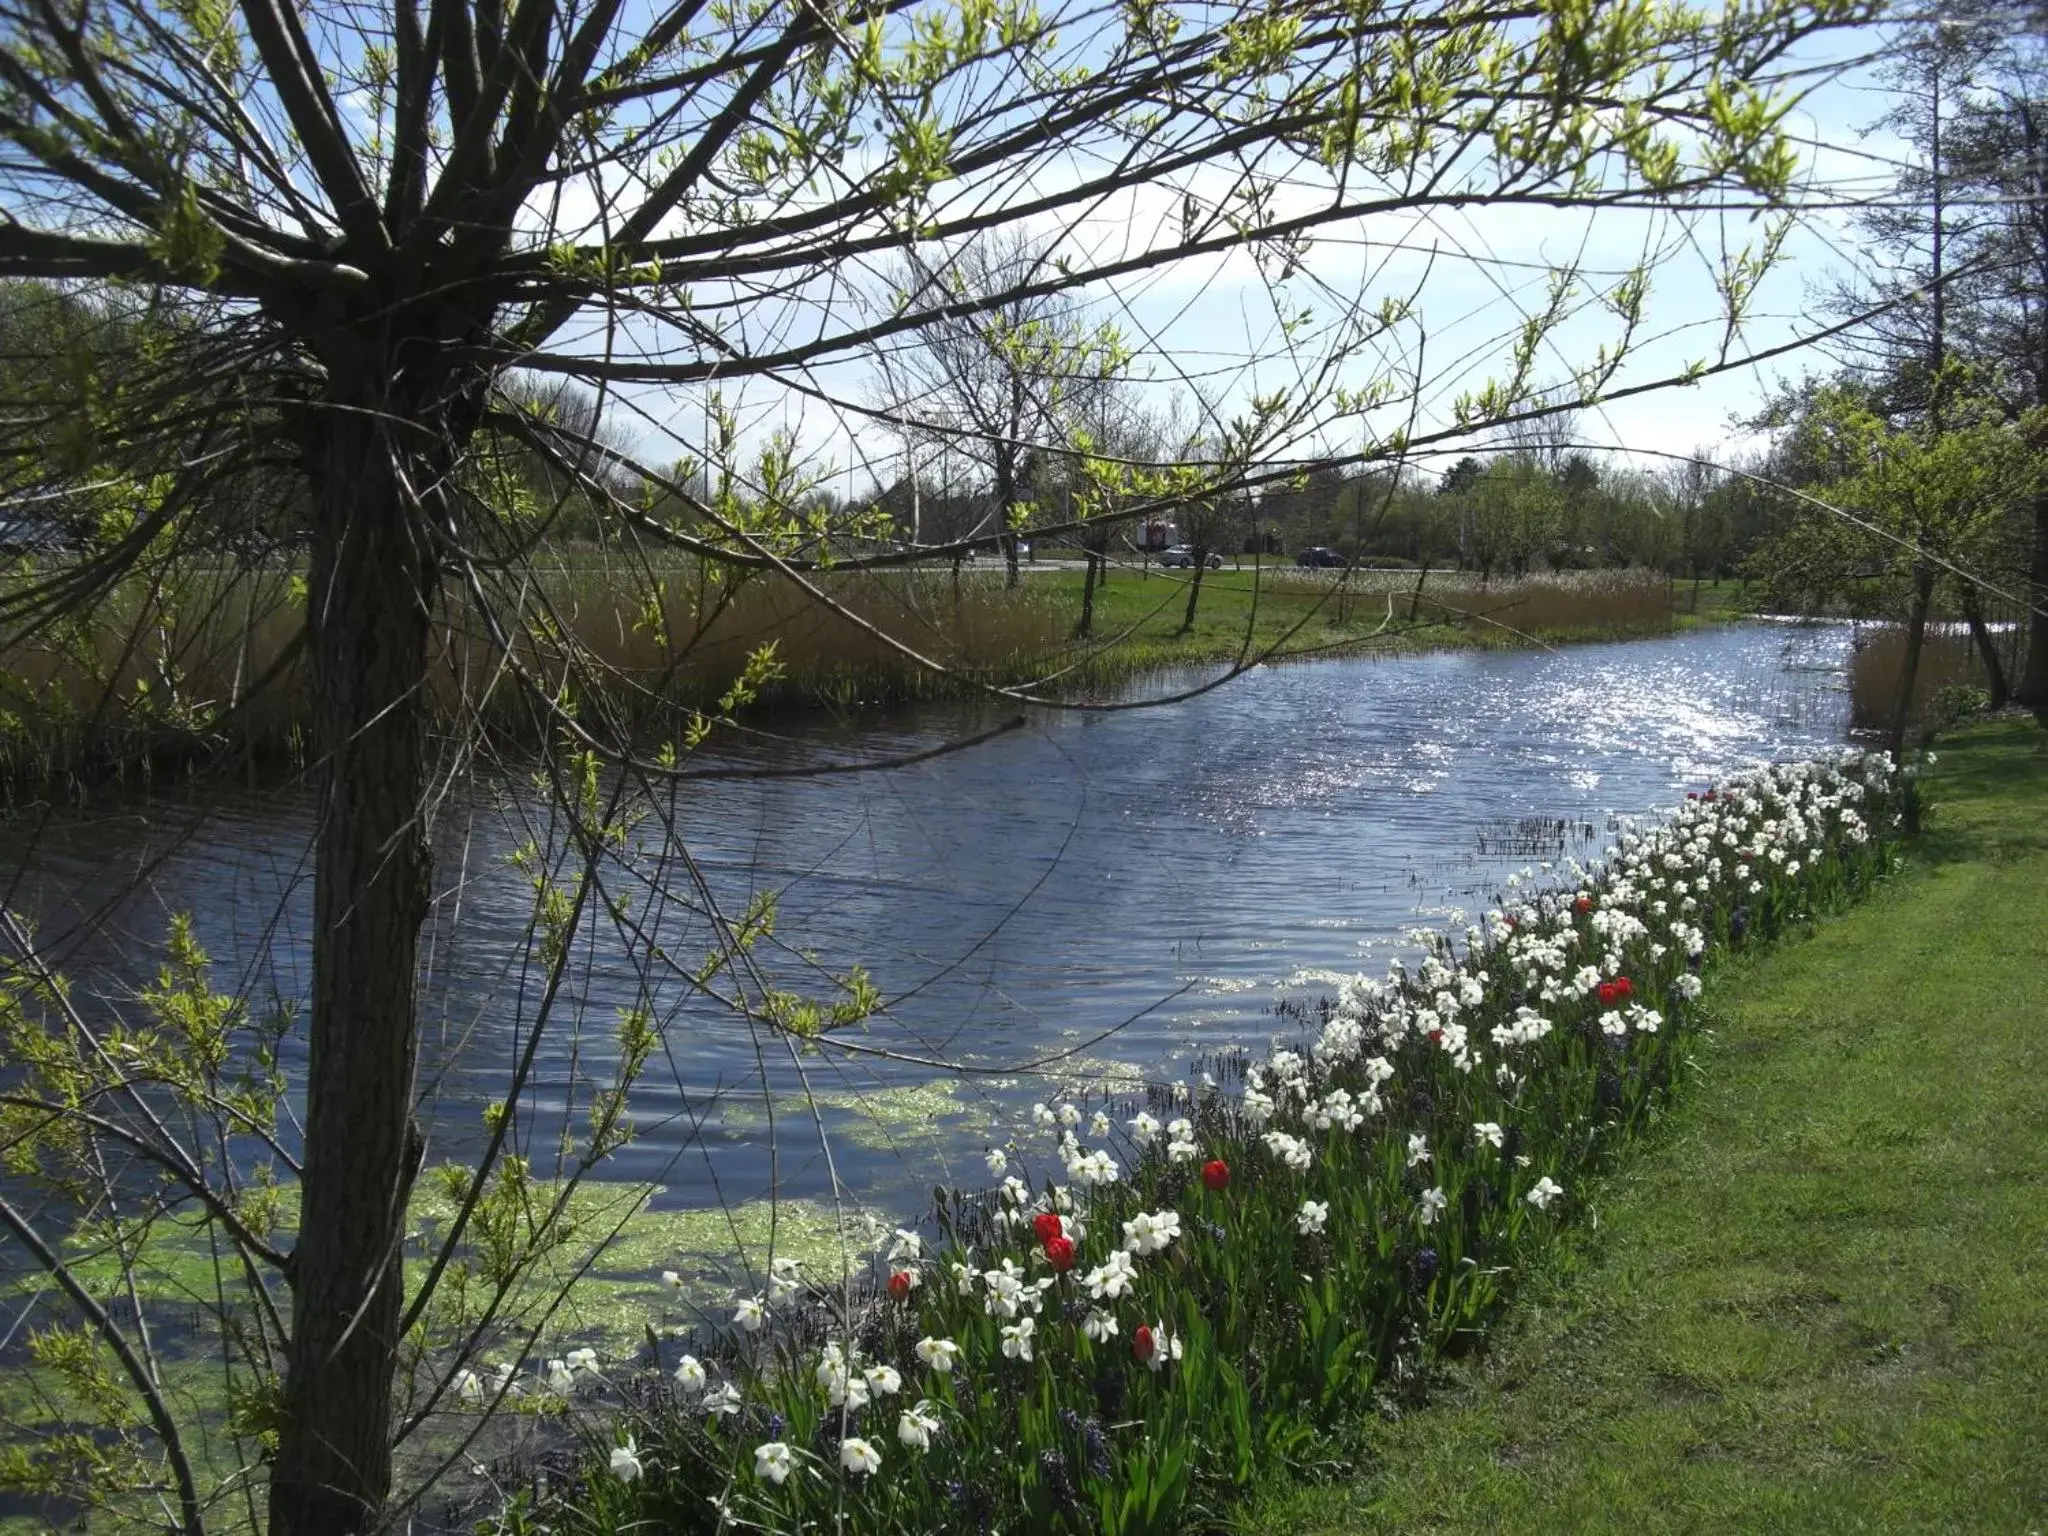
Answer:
464 749 1911 1536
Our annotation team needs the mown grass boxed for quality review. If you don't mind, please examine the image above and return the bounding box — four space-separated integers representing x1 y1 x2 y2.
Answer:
1246 715 2048 1535
1052 563 1675 666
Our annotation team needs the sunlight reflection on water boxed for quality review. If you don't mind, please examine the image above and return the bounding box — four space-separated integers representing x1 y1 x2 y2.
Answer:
8 623 1857 1214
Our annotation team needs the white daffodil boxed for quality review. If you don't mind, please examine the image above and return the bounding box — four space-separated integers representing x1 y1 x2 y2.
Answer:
1081 1309 1118 1343
897 1401 941 1451
1121 1208 1181 1256
543 1358 574 1395
661 1269 683 1291
1083 1249 1138 1300
1142 1320 1183 1373
1525 1176 1564 1211
1473 1121 1504 1150
1297 1199 1330 1235
452 1368 485 1405
984 1146 1008 1175
566 1346 601 1379
754 1441 794 1485
609 1437 644 1483
673 1355 706 1392
887 1227 922 1262
1000 1316 1036 1362
1419 1187 1447 1226
703 1381 743 1417
733 1295 767 1332
839 1437 882 1476
914 1335 959 1373
863 1363 902 1398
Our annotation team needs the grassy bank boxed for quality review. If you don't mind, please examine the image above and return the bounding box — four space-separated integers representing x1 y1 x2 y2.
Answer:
0 558 1675 798
1250 715 2048 1534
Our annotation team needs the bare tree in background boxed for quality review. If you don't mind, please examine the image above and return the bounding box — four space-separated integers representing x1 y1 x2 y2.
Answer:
0 0 1885 1527
873 233 1128 587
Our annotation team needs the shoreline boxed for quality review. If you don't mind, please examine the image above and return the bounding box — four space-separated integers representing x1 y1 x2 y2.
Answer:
1253 714 2048 1533
0 564 1701 805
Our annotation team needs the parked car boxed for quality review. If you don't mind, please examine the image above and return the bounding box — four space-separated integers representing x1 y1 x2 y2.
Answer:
1159 545 1223 569
1294 546 1346 568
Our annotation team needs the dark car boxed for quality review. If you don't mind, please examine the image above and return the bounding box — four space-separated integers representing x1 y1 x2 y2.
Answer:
1160 545 1223 569
1294 546 1346 568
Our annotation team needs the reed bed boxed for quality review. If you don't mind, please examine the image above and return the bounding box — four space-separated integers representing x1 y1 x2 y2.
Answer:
1845 624 1993 739
0 557 1679 799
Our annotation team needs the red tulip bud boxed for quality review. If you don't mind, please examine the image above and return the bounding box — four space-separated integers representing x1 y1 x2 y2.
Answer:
1201 1159 1230 1192
1043 1236 1075 1272
1031 1211 1064 1244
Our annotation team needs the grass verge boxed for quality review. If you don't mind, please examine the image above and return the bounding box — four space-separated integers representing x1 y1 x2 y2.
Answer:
1247 715 2048 1535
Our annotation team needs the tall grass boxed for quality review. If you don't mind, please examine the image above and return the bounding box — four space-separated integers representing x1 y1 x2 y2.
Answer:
0 557 1679 799
1845 624 1992 739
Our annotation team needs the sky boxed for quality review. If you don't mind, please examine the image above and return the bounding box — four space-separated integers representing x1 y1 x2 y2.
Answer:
523 11 1925 500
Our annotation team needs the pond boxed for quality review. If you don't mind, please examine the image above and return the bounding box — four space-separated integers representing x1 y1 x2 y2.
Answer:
2 622 1859 1238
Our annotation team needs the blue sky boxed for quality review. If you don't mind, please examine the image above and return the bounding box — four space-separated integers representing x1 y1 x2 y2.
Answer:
568 19 1920 499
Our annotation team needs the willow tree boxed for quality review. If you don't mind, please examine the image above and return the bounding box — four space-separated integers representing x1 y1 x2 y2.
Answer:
0 0 1872 1528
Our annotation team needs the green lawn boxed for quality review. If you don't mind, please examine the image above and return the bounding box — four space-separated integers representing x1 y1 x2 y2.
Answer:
1029 563 1677 677
1247 716 2048 1535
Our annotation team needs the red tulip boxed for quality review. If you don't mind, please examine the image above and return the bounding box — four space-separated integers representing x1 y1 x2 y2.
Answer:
1574 896 1592 915
1043 1235 1075 1272
1614 976 1633 1000
1032 1211 1064 1244
887 1270 913 1301
1131 1325 1155 1363
1201 1159 1230 1192
1597 981 1617 1007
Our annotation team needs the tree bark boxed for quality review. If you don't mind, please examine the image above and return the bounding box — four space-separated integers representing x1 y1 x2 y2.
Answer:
1960 583 2009 710
1180 548 1207 634
1889 563 1937 759
1076 549 1098 638
2018 488 2048 709
269 404 438 1536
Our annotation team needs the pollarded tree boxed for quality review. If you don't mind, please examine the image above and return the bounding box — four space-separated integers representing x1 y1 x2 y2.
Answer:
0 0 1880 1529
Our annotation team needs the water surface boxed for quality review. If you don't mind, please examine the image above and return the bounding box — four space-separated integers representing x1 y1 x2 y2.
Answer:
2 623 1858 1219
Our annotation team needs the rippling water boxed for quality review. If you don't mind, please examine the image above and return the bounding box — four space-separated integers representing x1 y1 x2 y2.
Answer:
2 623 1857 1218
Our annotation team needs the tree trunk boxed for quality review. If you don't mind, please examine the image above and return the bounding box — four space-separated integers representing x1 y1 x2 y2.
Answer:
1408 561 1430 623
1888 564 1936 759
1960 583 2009 711
269 408 438 1536
1180 549 1207 634
2018 488 2048 709
995 448 1021 590
1076 550 1099 638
